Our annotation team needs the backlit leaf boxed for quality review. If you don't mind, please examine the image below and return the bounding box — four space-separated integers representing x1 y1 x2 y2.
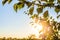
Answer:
31 14 38 19
46 2 54 8
49 0 54 2
41 0 47 2
8 0 12 4
55 6 60 13
43 11 49 18
58 0 60 3
13 4 18 12
30 15 35 19
13 2 24 12
2 0 8 5
57 15 60 18
58 24 60 30
26 2 32 8
50 16 52 19
29 7 34 15
18 0 26 1
37 6 43 14
17 2 24 10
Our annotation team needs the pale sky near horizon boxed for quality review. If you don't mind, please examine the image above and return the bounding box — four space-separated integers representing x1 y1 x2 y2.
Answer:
0 0 60 38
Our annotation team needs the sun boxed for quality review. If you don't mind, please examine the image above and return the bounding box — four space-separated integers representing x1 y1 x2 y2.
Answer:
32 22 43 38
30 18 43 38
33 23 43 32
31 17 54 39
30 16 56 40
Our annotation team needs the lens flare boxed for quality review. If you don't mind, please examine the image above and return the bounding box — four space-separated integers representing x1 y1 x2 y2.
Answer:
33 23 43 32
32 23 43 38
31 18 53 39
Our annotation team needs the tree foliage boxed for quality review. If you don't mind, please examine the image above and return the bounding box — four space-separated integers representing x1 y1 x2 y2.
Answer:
2 0 60 40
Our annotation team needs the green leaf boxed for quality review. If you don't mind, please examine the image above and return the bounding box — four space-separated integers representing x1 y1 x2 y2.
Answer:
58 26 60 30
17 2 24 10
33 14 38 18
43 11 49 18
8 0 12 4
41 0 47 2
13 2 24 12
18 0 26 1
30 15 35 19
49 0 54 2
58 0 60 3
55 6 60 13
57 15 60 18
46 2 54 8
31 14 38 19
29 7 34 15
13 4 18 12
50 16 52 19
37 6 43 14
2 0 8 5
26 2 32 8
18 0 26 3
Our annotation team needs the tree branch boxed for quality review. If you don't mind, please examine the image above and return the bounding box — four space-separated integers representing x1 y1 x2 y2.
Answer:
23 1 60 7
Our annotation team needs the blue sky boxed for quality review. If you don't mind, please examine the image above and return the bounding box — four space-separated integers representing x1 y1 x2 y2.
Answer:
0 0 60 38
0 0 37 38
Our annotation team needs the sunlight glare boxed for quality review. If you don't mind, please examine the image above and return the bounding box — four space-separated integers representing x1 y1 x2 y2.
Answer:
32 23 43 38
34 23 43 31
